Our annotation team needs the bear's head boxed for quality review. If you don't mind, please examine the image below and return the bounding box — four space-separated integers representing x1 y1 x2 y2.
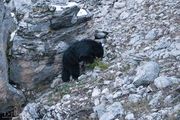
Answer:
94 42 104 59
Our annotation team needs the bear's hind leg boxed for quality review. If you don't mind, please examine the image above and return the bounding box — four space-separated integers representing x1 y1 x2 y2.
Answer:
70 64 80 80
62 68 71 82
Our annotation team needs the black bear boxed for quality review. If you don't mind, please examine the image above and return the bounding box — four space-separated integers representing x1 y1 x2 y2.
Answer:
62 39 104 82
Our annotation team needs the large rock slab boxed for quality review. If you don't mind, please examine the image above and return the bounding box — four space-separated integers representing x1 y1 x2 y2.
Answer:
154 76 180 89
133 61 160 87
94 102 124 120
0 1 25 113
9 1 92 89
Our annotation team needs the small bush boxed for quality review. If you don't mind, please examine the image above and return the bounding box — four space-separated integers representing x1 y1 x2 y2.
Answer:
86 58 108 70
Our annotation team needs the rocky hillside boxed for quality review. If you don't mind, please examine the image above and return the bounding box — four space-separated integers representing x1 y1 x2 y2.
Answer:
0 0 180 120
19 0 180 120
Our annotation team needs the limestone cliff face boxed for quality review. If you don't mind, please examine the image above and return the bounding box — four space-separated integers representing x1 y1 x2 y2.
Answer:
0 0 25 113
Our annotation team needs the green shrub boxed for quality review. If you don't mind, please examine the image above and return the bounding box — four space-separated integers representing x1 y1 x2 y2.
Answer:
87 59 108 70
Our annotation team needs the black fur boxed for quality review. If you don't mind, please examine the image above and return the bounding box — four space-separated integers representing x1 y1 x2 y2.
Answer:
62 39 104 82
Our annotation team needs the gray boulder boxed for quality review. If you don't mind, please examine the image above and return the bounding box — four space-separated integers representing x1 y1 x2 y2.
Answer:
133 61 160 87
94 102 124 120
20 103 40 120
94 30 108 39
154 76 180 89
145 28 159 41
49 2 92 30
128 94 142 103
0 1 25 113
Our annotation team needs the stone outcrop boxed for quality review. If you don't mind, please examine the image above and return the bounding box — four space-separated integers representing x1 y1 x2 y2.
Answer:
0 1 25 113
8 0 92 89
